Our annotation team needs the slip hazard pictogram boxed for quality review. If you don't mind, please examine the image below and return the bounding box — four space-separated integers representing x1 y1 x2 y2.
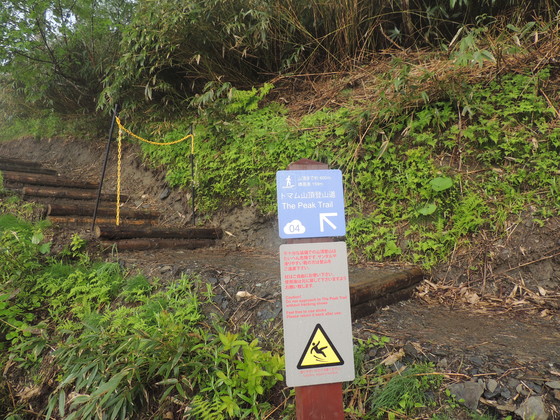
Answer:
297 324 344 369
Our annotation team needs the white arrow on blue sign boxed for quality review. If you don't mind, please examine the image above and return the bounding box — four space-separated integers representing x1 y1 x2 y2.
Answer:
276 169 346 239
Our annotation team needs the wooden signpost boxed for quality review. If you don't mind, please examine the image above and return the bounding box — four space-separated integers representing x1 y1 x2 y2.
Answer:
277 159 354 419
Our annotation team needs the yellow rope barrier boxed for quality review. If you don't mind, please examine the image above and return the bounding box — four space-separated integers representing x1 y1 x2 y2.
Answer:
116 127 123 225
113 116 194 226
115 116 193 146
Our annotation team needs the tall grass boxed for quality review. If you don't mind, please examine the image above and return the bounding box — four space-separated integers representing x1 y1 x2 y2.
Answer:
100 0 560 113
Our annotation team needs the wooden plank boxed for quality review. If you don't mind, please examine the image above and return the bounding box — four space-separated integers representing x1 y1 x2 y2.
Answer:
351 284 418 320
48 216 157 226
349 267 423 306
0 163 58 176
22 186 128 202
100 238 215 251
2 171 98 189
94 225 222 240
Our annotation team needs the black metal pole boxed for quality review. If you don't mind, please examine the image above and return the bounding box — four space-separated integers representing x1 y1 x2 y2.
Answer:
91 104 119 231
190 124 195 225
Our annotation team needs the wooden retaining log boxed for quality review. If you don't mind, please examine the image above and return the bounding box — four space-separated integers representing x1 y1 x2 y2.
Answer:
350 267 423 306
2 171 98 189
94 225 223 240
0 163 58 176
100 238 216 251
351 285 419 319
47 203 160 220
23 186 128 202
349 267 424 319
0 157 43 167
48 216 158 226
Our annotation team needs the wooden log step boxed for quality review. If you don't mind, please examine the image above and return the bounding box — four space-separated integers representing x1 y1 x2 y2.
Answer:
47 203 160 220
350 267 423 306
0 163 58 176
95 225 222 240
2 171 98 189
48 216 158 226
0 157 47 167
349 267 423 319
100 238 216 251
351 285 418 320
23 186 128 202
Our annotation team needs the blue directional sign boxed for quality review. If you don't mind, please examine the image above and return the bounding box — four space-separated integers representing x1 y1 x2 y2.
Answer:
276 169 346 239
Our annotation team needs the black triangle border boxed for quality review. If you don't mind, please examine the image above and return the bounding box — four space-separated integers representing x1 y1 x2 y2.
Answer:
296 323 345 370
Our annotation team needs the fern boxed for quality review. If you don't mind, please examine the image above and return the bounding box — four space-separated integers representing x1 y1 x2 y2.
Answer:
188 396 225 420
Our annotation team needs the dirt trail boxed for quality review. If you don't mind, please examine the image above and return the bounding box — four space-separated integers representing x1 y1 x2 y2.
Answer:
1 137 559 417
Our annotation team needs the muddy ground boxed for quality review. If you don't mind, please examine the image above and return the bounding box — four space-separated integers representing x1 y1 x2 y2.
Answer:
1 136 559 418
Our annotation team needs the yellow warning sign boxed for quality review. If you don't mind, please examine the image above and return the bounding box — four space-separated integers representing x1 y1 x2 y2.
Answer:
297 324 344 369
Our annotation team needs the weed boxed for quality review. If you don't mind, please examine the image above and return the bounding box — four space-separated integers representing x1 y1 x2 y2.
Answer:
369 363 443 419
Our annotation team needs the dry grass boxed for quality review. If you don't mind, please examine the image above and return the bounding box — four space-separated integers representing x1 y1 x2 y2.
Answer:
270 22 560 122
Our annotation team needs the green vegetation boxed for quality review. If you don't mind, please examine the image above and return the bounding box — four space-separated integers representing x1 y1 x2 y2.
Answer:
137 67 560 268
1 0 558 117
2 3 560 417
0 203 473 419
0 211 284 419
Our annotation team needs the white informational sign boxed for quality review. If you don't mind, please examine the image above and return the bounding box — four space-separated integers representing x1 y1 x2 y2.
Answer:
280 241 355 387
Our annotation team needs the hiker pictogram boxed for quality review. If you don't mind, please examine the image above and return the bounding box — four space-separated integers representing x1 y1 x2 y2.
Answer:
297 324 344 369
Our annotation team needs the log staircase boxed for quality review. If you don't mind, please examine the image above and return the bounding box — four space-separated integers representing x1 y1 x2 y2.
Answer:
1 157 222 251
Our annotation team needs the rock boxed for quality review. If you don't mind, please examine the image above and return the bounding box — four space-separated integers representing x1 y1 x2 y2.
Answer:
436 358 448 369
545 381 560 390
159 187 171 200
554 390 560 401
515 396 549 420
486 379 499 393
448 381 484 410
500 388 512 400
527 382 542 394
508 378 521 388
159 265 173 274
484 387 502 400
235 290 253 301
468 356 484 367
403 342 420 358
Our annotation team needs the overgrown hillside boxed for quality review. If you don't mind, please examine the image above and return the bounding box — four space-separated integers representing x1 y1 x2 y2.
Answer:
2 1 560 272
2 2 560 418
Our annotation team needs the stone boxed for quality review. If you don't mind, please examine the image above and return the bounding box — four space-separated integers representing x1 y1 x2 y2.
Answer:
508 378 521 389
545 381 560 390
500 388 512 400
484 387 501 400
403 342 420 358
159 265 173 274
448 381 484 410
516 383 530 396
159 187 171 200
436 358 448 369
515 396 549 420
468 356 485 367
487 379 499 393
